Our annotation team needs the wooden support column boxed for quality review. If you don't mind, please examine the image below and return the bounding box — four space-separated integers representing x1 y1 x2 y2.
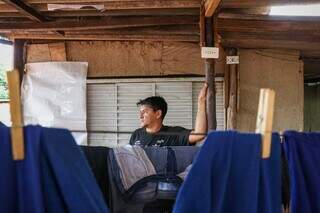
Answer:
201 0 222 131
205 15 217 131
13 39 26 84
226 48 238 129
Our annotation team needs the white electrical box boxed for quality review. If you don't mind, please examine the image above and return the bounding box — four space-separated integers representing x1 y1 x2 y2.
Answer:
201 47 219 59
226 56 239 64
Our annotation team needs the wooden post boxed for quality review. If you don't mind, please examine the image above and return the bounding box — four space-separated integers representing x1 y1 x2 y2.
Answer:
7 70 24 160
201 0 222 131
255 88 275 159
205 15 217 131
227 48 238 129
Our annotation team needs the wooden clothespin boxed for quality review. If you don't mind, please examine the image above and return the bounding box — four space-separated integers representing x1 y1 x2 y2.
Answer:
255 88 275 159
7 70 24 160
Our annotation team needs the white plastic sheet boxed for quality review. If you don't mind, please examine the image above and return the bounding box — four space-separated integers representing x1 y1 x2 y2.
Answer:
22 62 88 145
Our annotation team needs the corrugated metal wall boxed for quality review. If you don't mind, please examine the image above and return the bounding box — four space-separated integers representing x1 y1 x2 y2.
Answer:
87 78 225 147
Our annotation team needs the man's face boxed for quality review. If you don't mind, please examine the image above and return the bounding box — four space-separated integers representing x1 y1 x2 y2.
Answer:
138 105 161 128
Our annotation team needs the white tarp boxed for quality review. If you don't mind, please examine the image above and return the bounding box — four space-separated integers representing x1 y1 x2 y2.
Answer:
0 102 10 126
22 62 88 145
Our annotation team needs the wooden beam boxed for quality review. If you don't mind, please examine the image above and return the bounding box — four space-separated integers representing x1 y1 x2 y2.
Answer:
219 7 271 15
221 0 319 8
5 0 316 9
218 18 320 33
0 8 199 18
8 33 199 42
204 15 217 131
301 51 320 59
1 0 65 36
219 13 320 21
205 0 222 17
226 48 238 130
220 31 320 43
49 8 199 17
0 16 198 32
62 25 199 35
0 1 200 12
221 37 320 51
1 0 49 22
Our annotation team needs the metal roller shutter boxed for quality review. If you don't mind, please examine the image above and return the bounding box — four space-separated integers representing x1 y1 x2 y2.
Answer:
87 78 225 147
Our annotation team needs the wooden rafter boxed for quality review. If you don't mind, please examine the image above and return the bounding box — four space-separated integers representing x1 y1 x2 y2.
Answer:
1 0 49 22
221 37 320 51
218 18 320 33
1 0 64 36
205 0 222 17
0 16 198 32
221 0 319 8
8 33 199 42
0 1 200 12
219 13 320 21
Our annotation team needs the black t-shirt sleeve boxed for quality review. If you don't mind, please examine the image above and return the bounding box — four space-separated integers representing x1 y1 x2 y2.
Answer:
168 126 191 146
179 128 191 146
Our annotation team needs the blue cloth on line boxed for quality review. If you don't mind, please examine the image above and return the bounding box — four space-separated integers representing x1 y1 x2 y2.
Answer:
41 127 109 213
173 131 281 213
0 125 45 213
283 131 320 213
0 121 6 127
257 133 282 213
0 125 109 213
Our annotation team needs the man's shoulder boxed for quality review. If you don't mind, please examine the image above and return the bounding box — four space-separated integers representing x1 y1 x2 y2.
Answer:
132 128 145 135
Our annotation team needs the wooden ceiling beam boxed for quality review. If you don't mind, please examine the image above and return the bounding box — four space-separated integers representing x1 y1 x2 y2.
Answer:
219 13 320 21
0 16 198 32
0 1 200 12
218 18 320 33
0 0 319 11
62 25 199 35
17 0 320 7
220 31 320 43
205 0 222 17
221 37 320 51
1 0 49 22
1 0 65 36
47 8 199 17
7 33 199 42
219 7 271 15
221 0 320 8
0 8 199 18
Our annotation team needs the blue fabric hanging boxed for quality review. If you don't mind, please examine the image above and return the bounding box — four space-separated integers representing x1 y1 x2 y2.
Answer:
283 131 320 213
257 133 282 213
41 127 109 213
0 125 109 213
173 131 281 213
0 125 45 213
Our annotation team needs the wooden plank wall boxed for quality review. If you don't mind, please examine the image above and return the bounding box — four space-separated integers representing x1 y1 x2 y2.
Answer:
65 41 225 77
26 42 66 63
237 49 304 131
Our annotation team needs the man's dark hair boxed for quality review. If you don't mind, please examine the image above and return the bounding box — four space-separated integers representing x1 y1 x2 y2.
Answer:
137 96 168 120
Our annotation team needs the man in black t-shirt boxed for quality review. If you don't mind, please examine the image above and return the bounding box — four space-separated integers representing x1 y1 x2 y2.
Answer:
129 84 208 147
